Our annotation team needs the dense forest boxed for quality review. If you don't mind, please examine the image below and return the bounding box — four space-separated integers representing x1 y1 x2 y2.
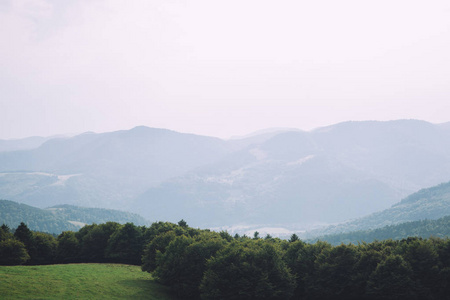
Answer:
1 220 449 300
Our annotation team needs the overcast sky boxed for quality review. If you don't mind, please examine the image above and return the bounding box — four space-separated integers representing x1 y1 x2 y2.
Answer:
1 0 450 139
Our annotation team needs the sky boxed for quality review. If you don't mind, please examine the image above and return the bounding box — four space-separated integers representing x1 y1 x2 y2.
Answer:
1 0 450 140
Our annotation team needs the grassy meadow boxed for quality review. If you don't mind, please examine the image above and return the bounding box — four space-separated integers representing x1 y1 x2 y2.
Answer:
0 263 175 299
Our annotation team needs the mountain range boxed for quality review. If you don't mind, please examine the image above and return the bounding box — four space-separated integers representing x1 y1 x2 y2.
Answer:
2 119 450 230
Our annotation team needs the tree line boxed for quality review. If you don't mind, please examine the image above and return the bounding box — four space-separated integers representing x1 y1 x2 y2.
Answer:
1 220 450 299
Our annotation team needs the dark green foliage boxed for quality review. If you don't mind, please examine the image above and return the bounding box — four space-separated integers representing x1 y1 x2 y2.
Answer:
106 223 143 265
2 219 450 300
0 224 13 241
56 231 80 263
1 224 11 233
154 232 227 298
352 245 384 296
77 222 121 262
219 230 233 242
177 219 188 228
142 221 179 245
142 231 177 273
366 255 416 299
31 232 57 265
311 244 360 299
13 222 34 249
289 233 299 242
399 238 440 298
200 240 296 299
0 239 29 265
285 240 331 298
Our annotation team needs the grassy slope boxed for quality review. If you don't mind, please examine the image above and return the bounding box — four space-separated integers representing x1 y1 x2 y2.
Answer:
0 264 174 299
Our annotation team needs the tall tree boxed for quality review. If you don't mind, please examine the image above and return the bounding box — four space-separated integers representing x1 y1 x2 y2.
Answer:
106 223 143 265
57 231 80 263
31 232 57 265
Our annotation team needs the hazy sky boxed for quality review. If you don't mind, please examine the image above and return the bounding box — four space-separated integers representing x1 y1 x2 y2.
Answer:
1 0 450 139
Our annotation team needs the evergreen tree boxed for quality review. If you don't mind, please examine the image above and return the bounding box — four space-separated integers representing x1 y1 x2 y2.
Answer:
0 224 13 241
14 222 35 261
289 233 299 243
14 222 34 249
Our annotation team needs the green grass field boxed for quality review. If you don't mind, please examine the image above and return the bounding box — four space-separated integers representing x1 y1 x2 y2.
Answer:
0 263 175 299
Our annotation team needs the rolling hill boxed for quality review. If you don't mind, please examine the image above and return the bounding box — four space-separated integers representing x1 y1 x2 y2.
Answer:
0 199 148 233
310 215 450 245
307 180 450 238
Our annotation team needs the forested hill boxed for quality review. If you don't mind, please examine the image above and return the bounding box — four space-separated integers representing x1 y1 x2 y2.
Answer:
0 200 148 233
308 180 450 237
47 204 149 226
310 215 450 245
0 200 78 233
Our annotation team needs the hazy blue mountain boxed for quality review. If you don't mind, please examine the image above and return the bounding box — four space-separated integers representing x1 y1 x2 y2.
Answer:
307 180 450 238
0 136 50 152
2 120 450 230
0 127 236 208
0 199 148 234
133 120 450 227
438 121 450 130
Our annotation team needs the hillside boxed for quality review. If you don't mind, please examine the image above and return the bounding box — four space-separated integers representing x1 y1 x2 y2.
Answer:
308 181 450 238
2 120 450 229
133 120 450 227
310 215 450 245
0 136 49 152
0 127 238 209
0 200 148 233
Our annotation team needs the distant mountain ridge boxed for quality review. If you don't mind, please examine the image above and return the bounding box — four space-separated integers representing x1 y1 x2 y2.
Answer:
2 120 450 229
132 120 450 227
0 199 148 234
0 126 239 209
0 136 50 152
